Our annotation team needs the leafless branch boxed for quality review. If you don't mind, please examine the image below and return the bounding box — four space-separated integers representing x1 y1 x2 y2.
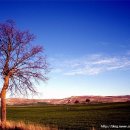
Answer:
0 20 49 97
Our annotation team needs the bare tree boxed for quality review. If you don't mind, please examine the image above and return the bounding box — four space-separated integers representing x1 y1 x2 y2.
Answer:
0 20 48 127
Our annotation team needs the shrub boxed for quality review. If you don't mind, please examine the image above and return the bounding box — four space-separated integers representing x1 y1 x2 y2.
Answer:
74 100 79 104
86 99 90 103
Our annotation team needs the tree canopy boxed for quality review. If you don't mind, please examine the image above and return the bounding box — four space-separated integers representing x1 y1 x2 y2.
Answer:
0 20 48 96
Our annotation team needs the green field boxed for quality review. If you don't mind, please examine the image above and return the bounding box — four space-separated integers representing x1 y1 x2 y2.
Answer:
5 102 130 130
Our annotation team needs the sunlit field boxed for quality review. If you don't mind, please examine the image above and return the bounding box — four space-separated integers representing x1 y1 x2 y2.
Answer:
0 120 57 130
3 102 130 130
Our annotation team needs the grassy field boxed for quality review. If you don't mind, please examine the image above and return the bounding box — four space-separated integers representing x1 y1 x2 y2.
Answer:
5 102 130 130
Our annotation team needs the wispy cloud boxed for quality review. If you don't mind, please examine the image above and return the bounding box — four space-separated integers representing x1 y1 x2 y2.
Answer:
49 53 130 76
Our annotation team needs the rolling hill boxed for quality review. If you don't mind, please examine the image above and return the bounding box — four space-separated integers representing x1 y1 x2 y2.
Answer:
6 95 130 105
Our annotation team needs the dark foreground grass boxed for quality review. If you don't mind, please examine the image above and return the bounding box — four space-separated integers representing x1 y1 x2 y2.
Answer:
4 102 130 130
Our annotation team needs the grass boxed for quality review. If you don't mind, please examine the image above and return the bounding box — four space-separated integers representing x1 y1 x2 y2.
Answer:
0 120 58 130
3 102 130 130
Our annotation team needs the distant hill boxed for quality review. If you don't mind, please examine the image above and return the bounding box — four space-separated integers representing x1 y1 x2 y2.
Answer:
6 95 130 105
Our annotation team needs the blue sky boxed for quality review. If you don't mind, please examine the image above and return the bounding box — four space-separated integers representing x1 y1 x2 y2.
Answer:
0 1 130 98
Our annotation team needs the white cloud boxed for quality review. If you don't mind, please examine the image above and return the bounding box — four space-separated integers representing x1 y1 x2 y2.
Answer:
64 67 103 76
50 54 130 76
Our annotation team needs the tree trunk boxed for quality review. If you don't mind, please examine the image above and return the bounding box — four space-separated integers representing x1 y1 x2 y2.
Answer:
1 89 6 128
1 76 9 128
